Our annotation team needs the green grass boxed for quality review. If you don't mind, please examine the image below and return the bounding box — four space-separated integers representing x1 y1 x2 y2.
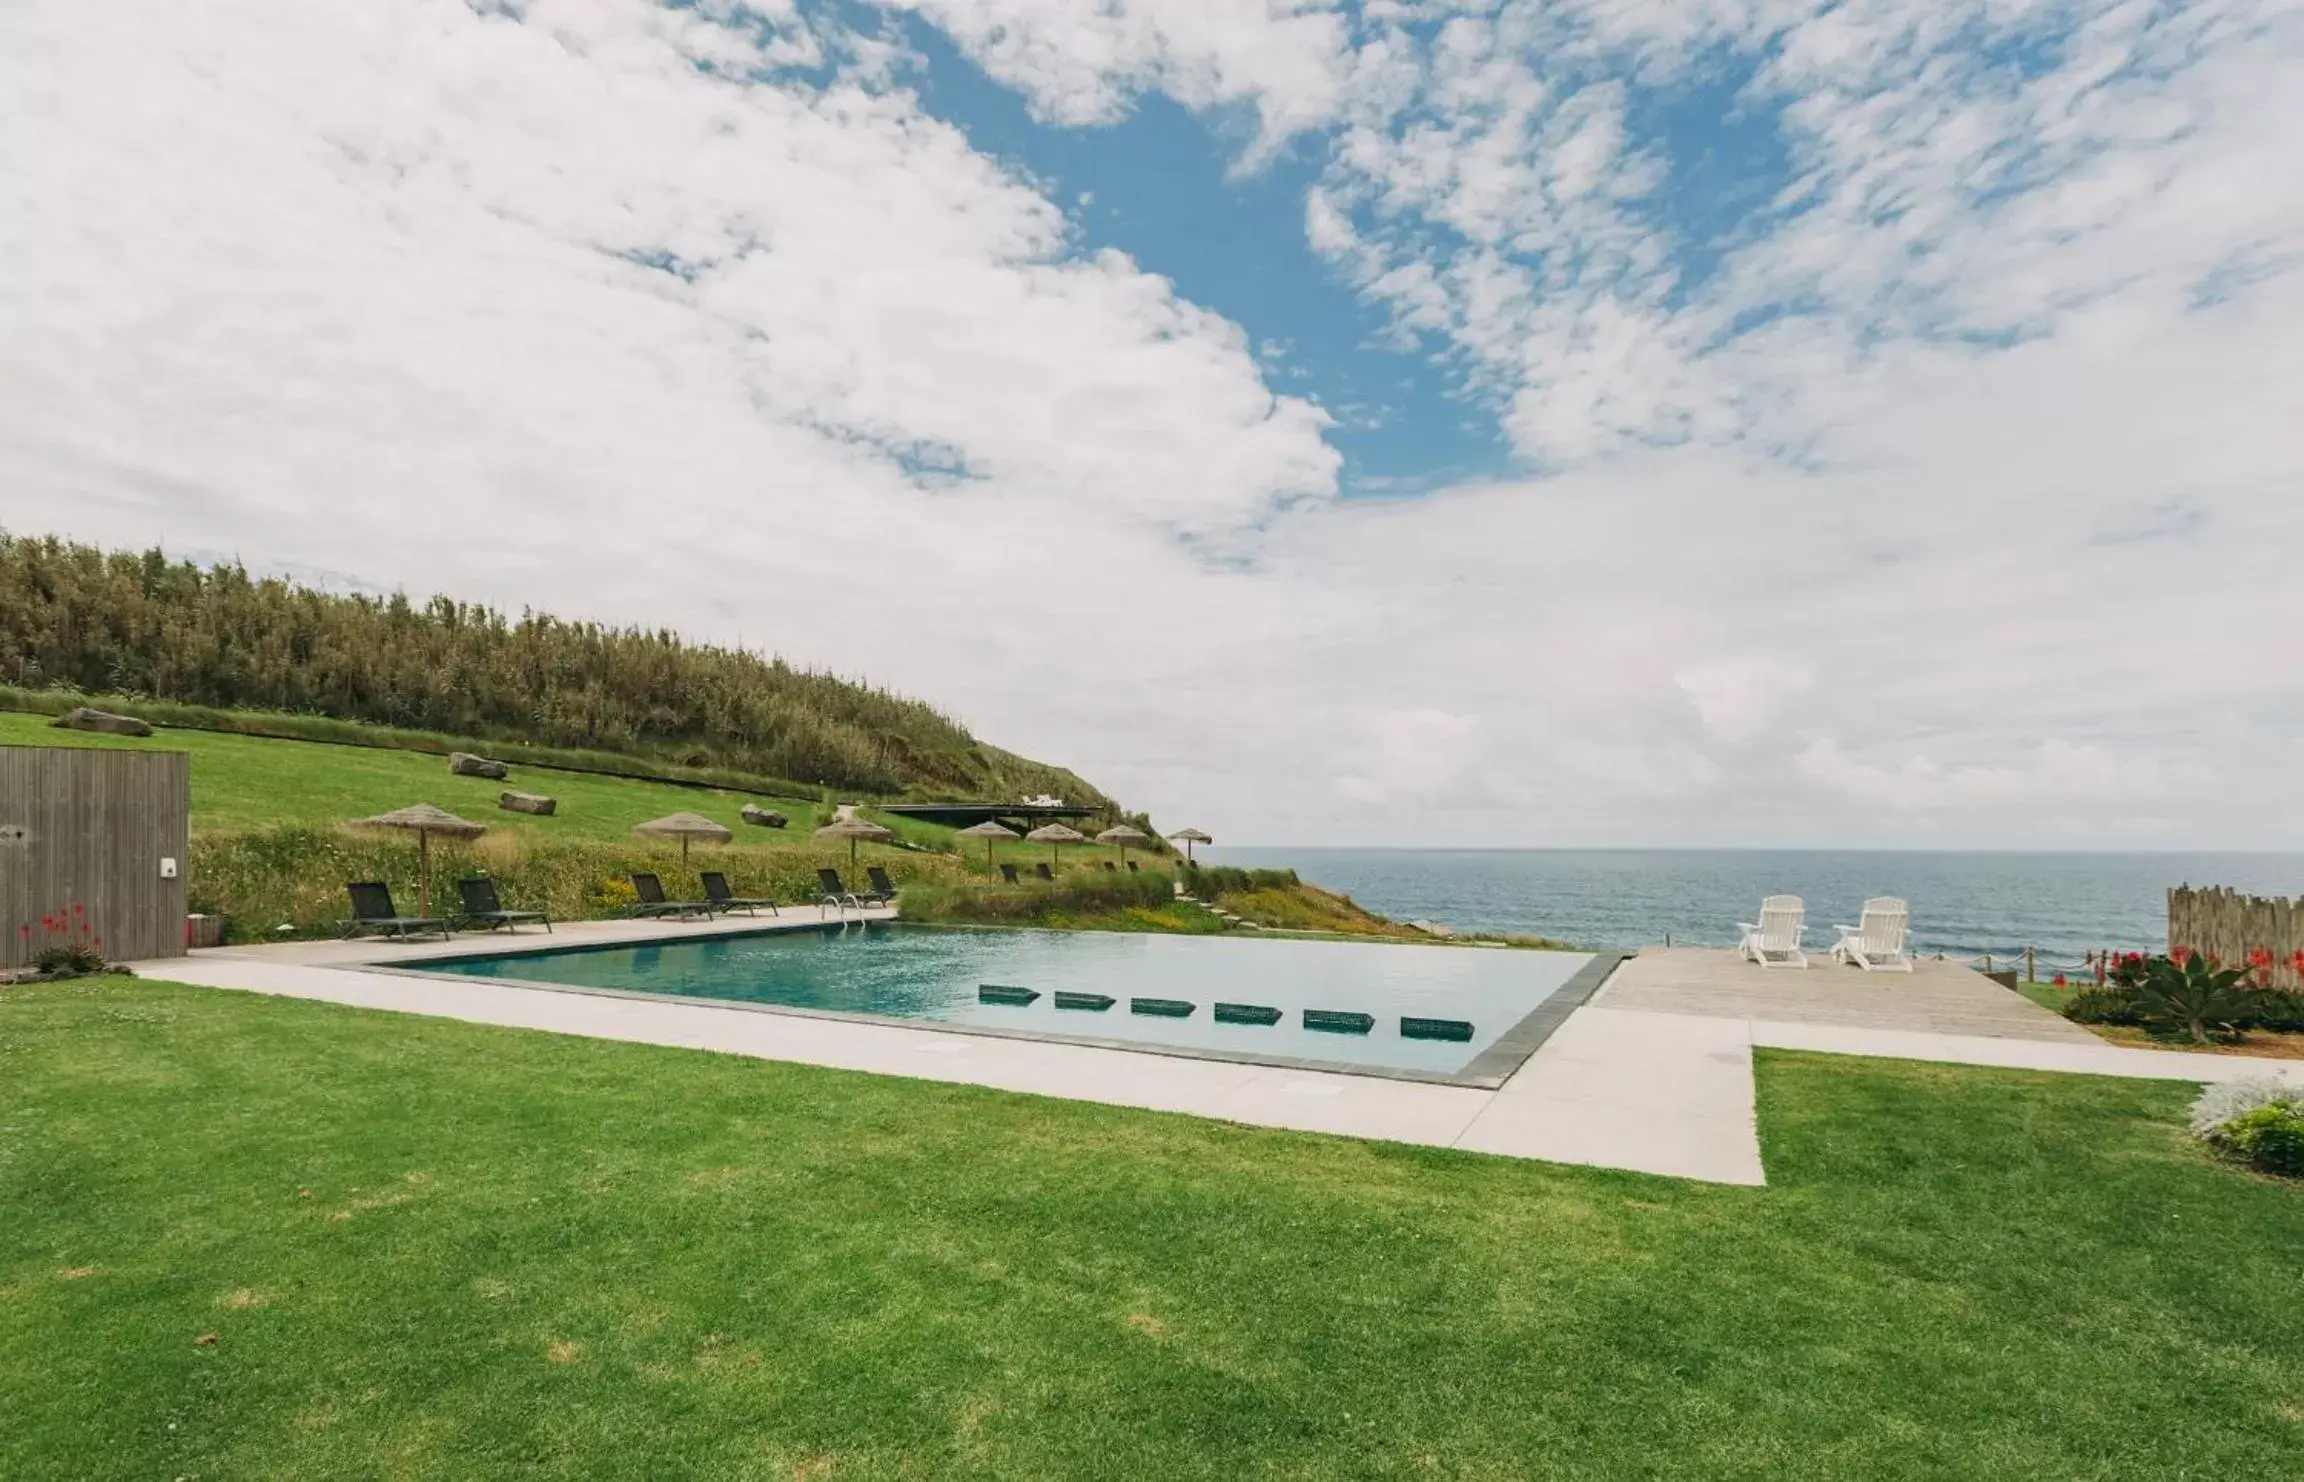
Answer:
2 708 824 840
4 977 2300 1479
7 712 1431 944
0 685 836 800
2 710 1156 869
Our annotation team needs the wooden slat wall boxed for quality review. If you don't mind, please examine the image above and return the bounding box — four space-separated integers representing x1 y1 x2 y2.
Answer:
2167 885 2302 989
0 747 191 968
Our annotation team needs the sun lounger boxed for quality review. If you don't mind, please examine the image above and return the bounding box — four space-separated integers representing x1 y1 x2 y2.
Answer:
1737 895 1808 968
628 872 711 919
1102 860 1117 872
1125 860 1139 872
816 868 864 912
999 864 1020 885
1833 898 1913 972
452 876 550 933
700 871 776 917
865 866 900 906
343 881 450 942
1035 863 1054 882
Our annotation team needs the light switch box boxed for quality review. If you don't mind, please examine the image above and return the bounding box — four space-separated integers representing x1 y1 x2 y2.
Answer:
160 857 178 879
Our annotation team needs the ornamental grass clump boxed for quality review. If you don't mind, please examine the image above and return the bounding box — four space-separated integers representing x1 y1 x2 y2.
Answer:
2190 1078 2304 1178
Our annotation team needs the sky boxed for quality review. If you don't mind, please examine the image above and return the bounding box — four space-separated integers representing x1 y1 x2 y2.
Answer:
2 0 2301 849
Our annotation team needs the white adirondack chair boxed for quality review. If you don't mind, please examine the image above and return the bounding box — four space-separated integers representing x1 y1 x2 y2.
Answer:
1737 895 1808 968
1833 897 1912 972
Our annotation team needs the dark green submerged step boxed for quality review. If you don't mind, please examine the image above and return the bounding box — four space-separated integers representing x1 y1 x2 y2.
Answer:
1303 1009 1375 1035
1400 1016 1475 1042
1131 997 1195 1018
1213 1002 1283 1026
1053 991 1116 1012
978 984 1039 1006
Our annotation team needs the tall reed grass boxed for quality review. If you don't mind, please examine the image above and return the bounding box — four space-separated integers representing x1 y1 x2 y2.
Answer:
189 827 967 941
897 870 1187 927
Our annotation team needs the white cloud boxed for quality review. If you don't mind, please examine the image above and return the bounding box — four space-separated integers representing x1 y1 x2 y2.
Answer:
1306 0 2304 466
874 0 1353 155
1676 658 1814 745
1796 738 2216 813
2 0 2301 852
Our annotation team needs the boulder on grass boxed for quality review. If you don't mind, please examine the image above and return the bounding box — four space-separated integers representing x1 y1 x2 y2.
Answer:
52 707 153 737
499 790 556 816
448 752 508 780
740 804 788 828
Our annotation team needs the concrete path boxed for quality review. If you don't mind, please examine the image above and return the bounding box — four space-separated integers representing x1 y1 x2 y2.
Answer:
125 930 2302 1191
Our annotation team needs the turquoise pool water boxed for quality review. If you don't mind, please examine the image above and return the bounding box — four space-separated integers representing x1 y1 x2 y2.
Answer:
408 925 1597 1076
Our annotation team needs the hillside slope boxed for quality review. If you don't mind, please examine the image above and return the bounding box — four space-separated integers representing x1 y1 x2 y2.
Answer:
0 531 1109 805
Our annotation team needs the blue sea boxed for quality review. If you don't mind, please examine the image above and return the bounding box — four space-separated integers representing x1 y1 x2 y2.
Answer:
1201 849 2304 970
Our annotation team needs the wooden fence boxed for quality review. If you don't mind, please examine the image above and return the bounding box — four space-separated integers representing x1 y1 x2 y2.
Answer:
2167 885 2302 990
0 746 190 968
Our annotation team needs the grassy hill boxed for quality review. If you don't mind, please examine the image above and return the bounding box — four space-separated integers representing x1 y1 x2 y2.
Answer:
0 530 1111 806
6 711 1441 946
2 710 1134 935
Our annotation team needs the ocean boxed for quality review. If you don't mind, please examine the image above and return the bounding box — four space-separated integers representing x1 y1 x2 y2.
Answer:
1199 848 2304 969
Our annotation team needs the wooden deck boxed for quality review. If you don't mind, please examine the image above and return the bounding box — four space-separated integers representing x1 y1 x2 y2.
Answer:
1593 947 2099 1043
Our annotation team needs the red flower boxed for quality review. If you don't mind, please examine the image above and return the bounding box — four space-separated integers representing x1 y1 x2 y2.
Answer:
2170 946 2192 966
2291 949 2304 976
2052 973 2066 987
2249 946 2274 971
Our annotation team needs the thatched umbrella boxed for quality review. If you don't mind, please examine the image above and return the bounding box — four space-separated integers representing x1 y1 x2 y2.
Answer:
814 813 895 868
1026 822 1083 870
1095 824 1150 865
633 811 733 867
1168 827 1211 863
354 803 487 915
957 818 1019 866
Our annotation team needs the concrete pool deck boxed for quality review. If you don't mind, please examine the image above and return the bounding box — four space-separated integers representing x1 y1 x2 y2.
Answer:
131 922 2304 1189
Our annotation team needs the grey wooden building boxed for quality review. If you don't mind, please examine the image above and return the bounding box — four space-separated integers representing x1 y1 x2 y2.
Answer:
1 746 191 968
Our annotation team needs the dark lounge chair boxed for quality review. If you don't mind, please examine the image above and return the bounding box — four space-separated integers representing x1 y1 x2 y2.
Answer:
1035 863 1055 881
628 872 711 919
1125 860 1139 872
701 871 776 916
1102 861 1117 872
343 881 449 942
865 866 900 906
817 867 864 912
453 876 550 933
999 864 1020 885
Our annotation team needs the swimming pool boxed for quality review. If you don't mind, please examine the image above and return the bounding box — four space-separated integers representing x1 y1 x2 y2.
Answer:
404 925 1606 1081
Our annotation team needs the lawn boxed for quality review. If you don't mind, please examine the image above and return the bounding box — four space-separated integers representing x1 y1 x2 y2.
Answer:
8 709 1419 944
5 977 2299 1479
0 708 823 841
1 709 1151 870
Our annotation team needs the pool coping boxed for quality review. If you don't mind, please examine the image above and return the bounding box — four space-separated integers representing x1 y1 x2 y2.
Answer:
348 921 1631 1090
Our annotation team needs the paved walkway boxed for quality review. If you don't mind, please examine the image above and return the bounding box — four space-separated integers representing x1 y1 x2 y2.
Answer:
127 930 2302 1190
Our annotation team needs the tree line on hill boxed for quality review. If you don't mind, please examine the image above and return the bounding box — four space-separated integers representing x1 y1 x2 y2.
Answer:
0 531 1110 805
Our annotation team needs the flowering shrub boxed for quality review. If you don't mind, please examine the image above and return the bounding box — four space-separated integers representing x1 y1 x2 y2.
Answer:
14 902 112 980
2073 950 2291 1043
